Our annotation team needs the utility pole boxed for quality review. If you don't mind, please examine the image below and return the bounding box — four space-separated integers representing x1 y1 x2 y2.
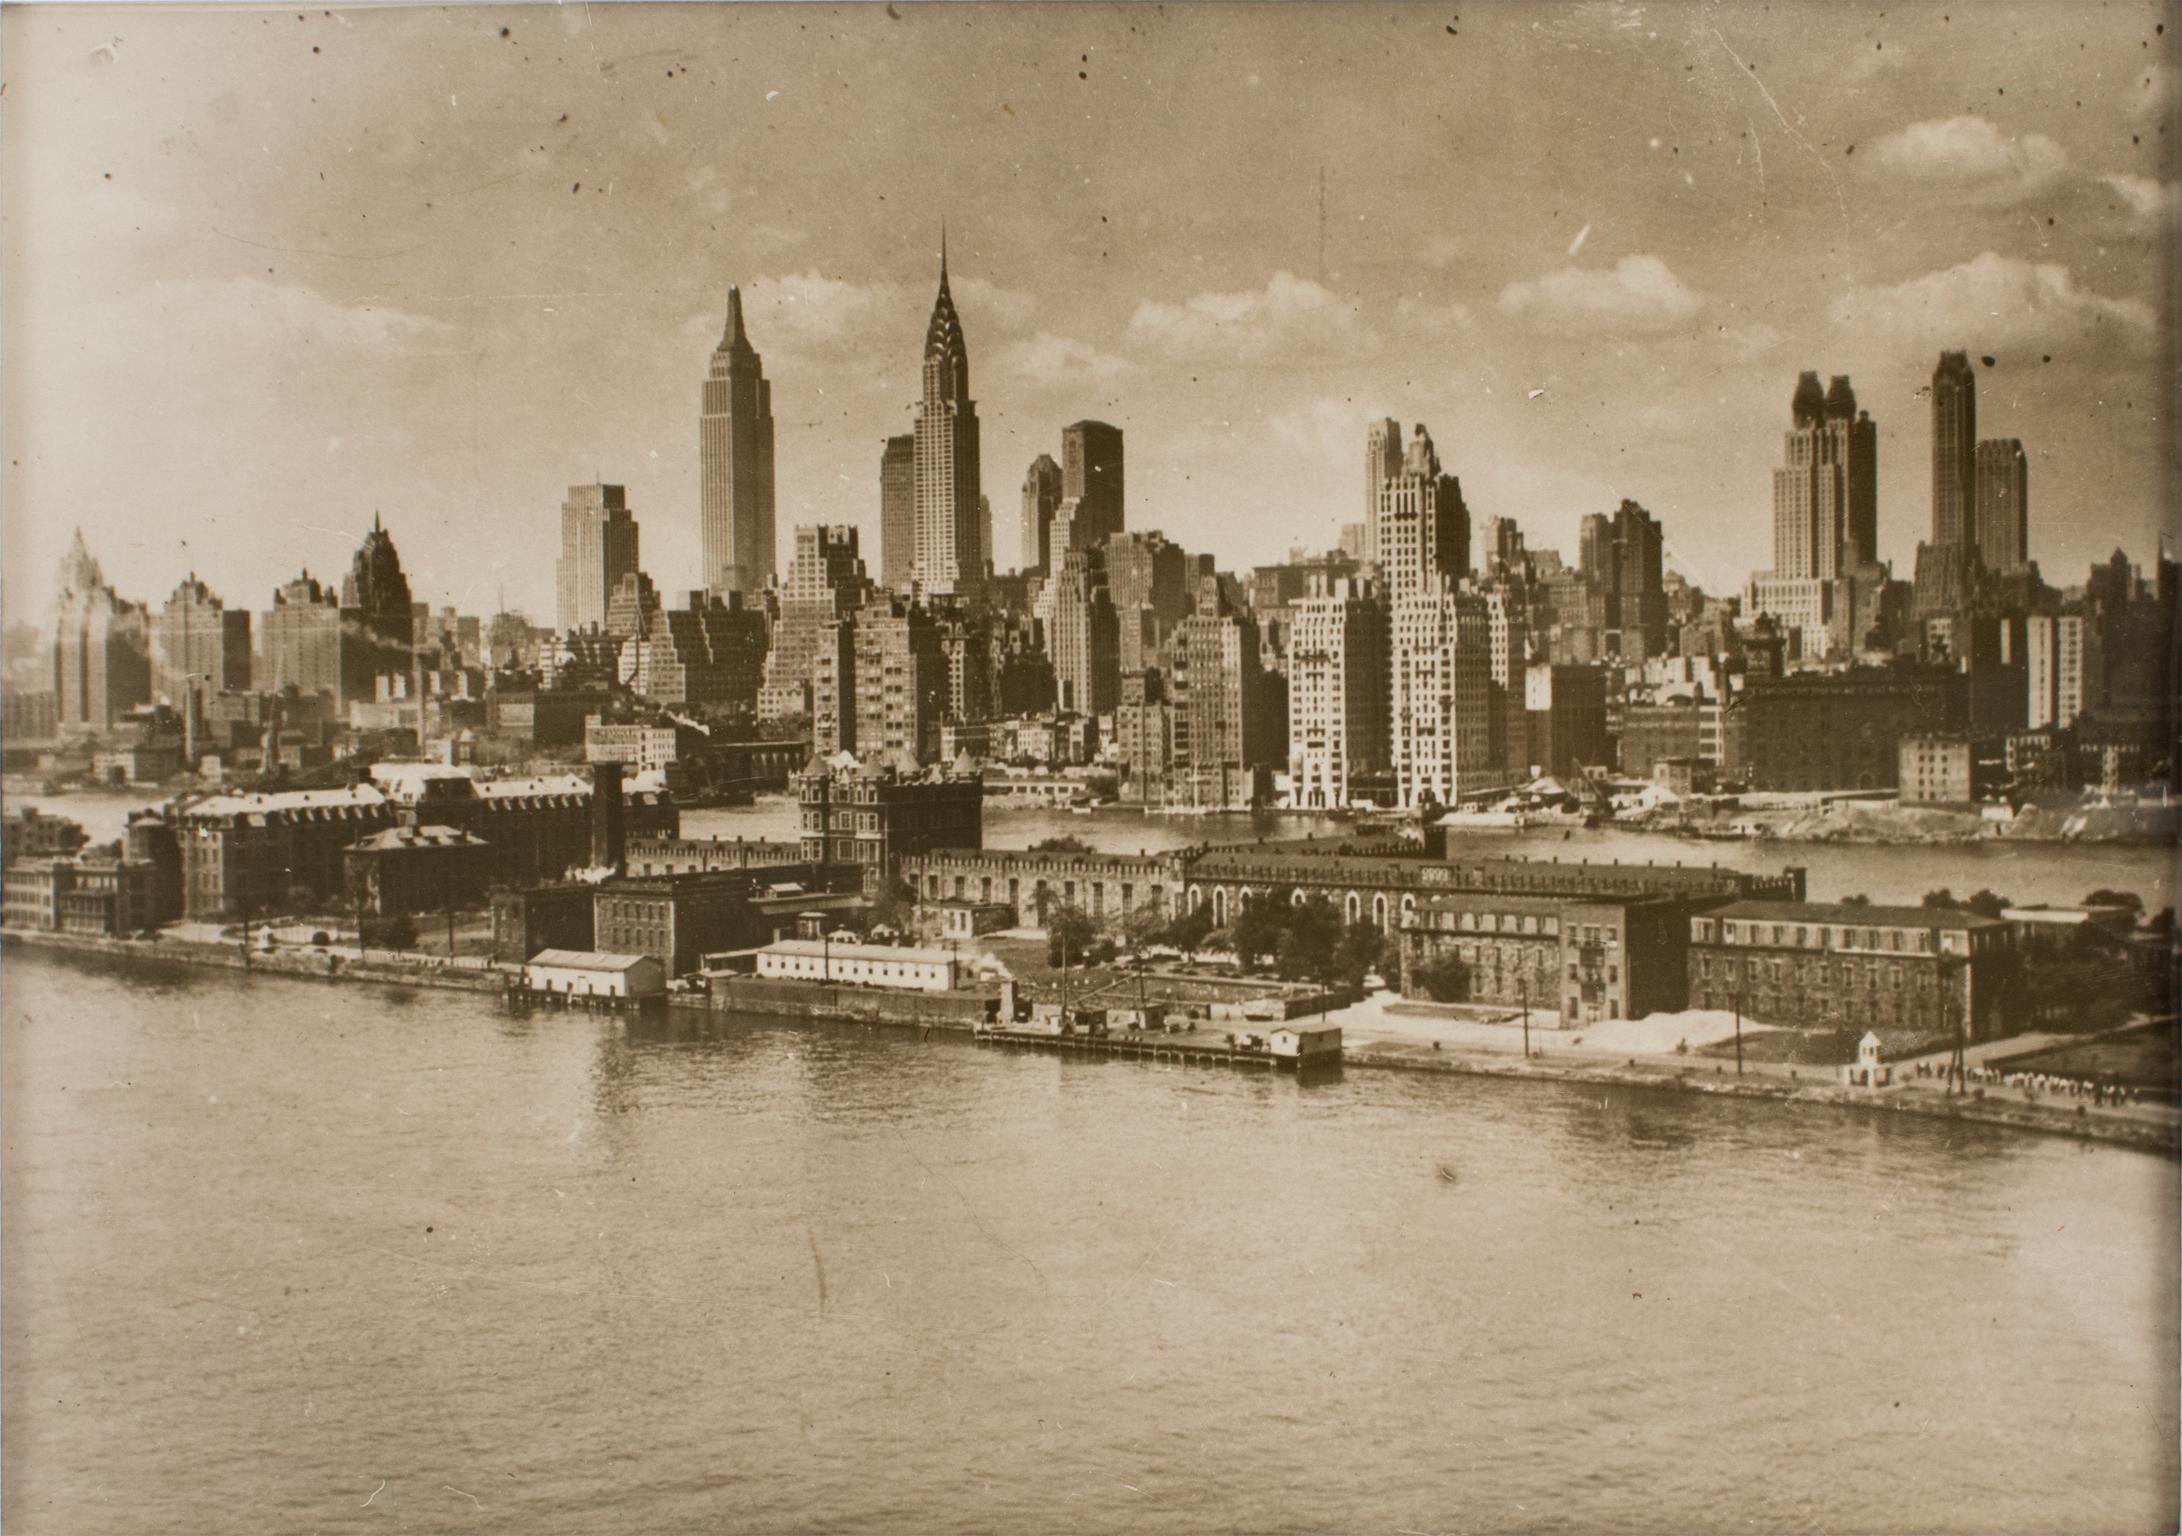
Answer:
1520 974 1530 1060
1734 989 1744 1076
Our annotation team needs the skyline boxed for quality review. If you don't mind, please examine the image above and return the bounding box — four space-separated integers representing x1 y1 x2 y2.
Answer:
4 2 2175 622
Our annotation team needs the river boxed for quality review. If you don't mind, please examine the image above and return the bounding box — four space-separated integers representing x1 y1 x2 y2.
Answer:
3 946 2174 1534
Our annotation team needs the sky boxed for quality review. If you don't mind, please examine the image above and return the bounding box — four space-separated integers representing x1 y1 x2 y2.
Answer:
3 0 2176 625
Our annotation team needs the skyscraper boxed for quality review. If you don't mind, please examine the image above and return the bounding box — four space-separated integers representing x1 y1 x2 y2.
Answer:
761 525 872 719
1058 420 1124 555
154 575 252 705
1975 439 2029 575
341 515 415 686
1287 574 1389 809
880 434 917 592
1930 351 1978 551
53 531 151 734
1020 453 1063 576
1389 587 1496 809
911 238 984 598
556 483 640 634
1372 423 1470 600
1033 544 1119 713
1771 372 1877 581
1364 417 1403 566
700 286 777 597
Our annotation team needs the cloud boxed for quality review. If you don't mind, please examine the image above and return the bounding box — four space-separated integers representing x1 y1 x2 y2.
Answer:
2098 173 2177 224
728 270 897 361
952 275 1039 331
1867 116 2067 201
1126 271 1377 364
2132 62 2178 123
992 330 1127 384
116 276 451 354
1828 252 2155 358
1497 254 1704 336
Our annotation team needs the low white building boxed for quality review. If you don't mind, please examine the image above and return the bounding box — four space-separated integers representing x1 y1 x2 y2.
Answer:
1267 1022 1343 1060
524 949 666 999
755 939 959 993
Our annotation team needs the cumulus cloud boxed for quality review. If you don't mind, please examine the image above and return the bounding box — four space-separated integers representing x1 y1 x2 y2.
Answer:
1868 116 2067 201
1828 252 2155 358
952 275 1040 331
1126 272 1377 364
1497 255 1704 336
115 276 451 354
993 330 1128 384
2098 172 2177 224
728 270 897 361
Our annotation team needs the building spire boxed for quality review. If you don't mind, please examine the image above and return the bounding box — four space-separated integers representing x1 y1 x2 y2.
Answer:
939 217 948 287
722 284 750 352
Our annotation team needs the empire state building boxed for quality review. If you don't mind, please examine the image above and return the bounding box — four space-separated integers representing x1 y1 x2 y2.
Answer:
911 237 985 597
700 286 777 597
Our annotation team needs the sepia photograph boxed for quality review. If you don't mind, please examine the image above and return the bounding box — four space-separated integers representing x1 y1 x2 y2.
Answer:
2 1 2177 1530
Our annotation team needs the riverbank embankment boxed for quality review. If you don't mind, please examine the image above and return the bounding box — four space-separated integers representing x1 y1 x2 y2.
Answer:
7 928 2173 1156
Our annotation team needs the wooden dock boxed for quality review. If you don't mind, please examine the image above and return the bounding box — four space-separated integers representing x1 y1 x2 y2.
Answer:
973 1026 1329 1071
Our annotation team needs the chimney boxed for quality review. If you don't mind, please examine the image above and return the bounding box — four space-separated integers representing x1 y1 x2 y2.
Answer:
591 761 626 872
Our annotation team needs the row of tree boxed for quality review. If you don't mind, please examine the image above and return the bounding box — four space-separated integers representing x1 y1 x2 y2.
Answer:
1042 888 1401 991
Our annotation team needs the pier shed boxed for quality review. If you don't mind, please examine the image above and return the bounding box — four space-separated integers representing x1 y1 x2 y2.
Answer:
524 949 666 1000
1267 1022 1343 1061
755 939 959 993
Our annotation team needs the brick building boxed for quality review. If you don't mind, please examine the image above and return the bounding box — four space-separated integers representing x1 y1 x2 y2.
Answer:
1686 900 2021 1041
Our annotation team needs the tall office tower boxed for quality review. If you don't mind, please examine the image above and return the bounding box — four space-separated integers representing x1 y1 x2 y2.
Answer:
556 483 641 633
1609 499 1668 660
910 241 984 598
260 573 352 706
1388 588 1497 810
1033 545 1119 713
1337 522 1369 562
1115 669 1171 807
1479 515 1527 577
699 287 777 596
1286 574 1389 809
819 597 947 762
761 525 871 719
52 531 151 734
1364 416 1404 565
1975 439 2029 575
1104 529 1196 673
880 434 917 591
1165 579 1273 810
340 515 416 687
1020 453 1064 576
1372 423 1471 599
2025 611 2096 730
1771 372 1878 580
604 570 662 640
632 591 769 712
1059 420 1124 553
153 574 252 705
1930 350 1978 551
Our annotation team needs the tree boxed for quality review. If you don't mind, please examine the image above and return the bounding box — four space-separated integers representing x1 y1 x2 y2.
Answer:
1840 893 1872 907
1963 889 2013 920
1921 888 1959 911
1278 897 1343 983
1030 835 1093 854
1412 952 1469 1004
1334 919 1387 989
2086 888 2145 913
285 884 319 917
2148 908 2174 936
1164 904 1215 960
1230 889 1293 973
867 875 916 933
1046 903 1098 970
1120 904 1169 954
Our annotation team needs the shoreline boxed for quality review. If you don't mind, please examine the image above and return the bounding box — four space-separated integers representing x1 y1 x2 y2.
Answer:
7 927 2173 1157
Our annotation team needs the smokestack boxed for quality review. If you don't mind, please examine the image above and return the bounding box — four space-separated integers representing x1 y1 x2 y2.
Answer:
591 761 626 872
